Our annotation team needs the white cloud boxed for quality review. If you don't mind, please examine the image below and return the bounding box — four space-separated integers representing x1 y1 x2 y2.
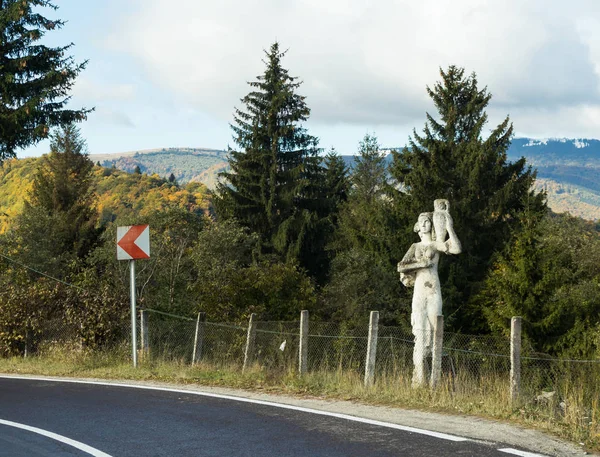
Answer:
576 17 600 92
72 78 136 102
90 107 136 128
508 104 600 139
107 0 600 137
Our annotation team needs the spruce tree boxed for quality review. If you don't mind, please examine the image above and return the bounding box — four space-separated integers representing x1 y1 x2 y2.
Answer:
14 124 100 276
324 134 404 325
0 0 91 162
476 197 550 346
322 149 350 229
335 134 395 257
215 42 323 270
478 211 600 357
390 66 546 333
293 149 352 284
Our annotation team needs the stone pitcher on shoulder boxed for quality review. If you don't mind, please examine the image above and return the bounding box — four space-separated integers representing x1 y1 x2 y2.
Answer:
397 199 462 387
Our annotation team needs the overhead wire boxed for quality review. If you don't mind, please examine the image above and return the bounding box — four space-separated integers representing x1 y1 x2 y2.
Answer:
0 251 92 293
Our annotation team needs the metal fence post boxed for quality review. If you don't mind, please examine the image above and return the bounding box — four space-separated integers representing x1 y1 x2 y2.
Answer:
510 316 522 403
364 311 379 387
299 310 309 375
243 313 257 372
430 315 444 389
140 310 149 361
192 312 206 365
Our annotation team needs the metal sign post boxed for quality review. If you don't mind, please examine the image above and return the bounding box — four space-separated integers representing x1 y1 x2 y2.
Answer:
117 225 150 368
130 259 137 368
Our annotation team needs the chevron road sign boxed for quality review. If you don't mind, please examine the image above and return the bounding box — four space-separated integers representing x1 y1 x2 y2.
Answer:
117 225 150 260
117 225 150 369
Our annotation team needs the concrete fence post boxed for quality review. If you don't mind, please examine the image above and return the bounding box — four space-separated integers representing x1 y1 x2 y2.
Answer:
430 315 444 389
364 311 379 387
510 316 522 403
299 310 309 375
24 328 30 358
192 312 206 365
140 310 149 361
79 322 84 352
243 313 257 372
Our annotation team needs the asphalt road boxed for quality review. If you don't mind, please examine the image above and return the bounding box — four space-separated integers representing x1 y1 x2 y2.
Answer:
0 377 546 457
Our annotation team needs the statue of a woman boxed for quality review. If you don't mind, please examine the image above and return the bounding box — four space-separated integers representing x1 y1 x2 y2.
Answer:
397 200 461 387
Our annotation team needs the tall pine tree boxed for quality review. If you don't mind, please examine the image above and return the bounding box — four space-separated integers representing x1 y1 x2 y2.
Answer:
300 148 351 284
215 42 325 275
335 134 395 257
0 0 91 161
390 66 546 333
323 149 349 204
324 134 404 325
13 124 100 276
322 148 350 236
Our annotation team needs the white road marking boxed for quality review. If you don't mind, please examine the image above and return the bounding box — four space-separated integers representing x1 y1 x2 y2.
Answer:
0 418 114 457
498 448 549 457
0 375 468 442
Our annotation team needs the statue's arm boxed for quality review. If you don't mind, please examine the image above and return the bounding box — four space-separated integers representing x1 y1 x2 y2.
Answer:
443 212 462 255
397 244 432 272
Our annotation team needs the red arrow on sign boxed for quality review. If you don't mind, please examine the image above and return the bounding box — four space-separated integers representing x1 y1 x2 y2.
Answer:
117 225 150 260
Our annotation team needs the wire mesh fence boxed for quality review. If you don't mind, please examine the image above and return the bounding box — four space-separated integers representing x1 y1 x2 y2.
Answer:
8 309 600 410
253 321 300 371
10 316 131 357
307 322 369 372
8 308 600 446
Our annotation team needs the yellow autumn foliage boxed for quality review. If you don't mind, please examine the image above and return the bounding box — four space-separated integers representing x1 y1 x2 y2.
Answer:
0 157 211 233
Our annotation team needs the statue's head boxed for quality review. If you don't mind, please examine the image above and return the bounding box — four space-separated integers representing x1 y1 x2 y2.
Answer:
414 212 435 240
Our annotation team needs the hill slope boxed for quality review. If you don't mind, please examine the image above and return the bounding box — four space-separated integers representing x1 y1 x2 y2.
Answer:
0 158 210 233
507 138 600 221
91 148 229 189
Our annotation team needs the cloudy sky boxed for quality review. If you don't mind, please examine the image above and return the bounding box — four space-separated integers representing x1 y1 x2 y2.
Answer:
18 0 600 158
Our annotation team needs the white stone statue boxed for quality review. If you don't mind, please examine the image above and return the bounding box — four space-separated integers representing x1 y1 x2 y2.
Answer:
397 199 461 387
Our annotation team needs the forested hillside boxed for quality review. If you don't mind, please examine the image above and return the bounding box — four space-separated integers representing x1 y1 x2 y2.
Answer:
91 148 229 189
0 157 210 233
534 178 600 221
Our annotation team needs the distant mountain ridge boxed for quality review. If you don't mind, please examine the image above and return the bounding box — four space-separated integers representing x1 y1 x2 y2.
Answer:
90 147 229 189
89 138 600 221
506 138 600 221
507 138 600 217
91 147 225 162
507 137 600 167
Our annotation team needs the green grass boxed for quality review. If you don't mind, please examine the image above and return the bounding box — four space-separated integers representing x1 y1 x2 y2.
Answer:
1 349 599 451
